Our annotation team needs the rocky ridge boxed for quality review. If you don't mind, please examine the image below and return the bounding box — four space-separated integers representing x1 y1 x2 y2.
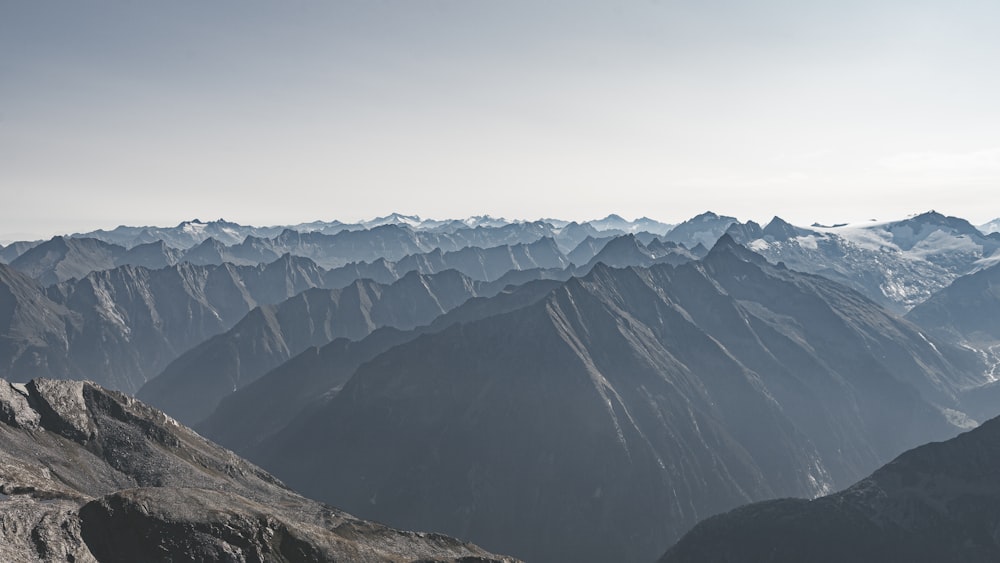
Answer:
0 377 516 563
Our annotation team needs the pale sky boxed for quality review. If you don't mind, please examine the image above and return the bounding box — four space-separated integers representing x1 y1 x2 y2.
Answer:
2 0 999 240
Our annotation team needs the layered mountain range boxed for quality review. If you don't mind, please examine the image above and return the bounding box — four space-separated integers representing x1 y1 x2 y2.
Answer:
139 269 488 425
3 210 1000 562
0 213 717 282
0 257 328 392
728 211 1000 312
0 230 696 397
244 236 981 562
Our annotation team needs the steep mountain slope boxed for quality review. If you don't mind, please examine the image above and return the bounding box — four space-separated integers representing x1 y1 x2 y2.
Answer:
116 240 184 269
567 235 615 265
980 218 1000 235
250 238 975 563
0 257 328 392
0 264 79 379
906 261 1000 347
0 240 42 264
10 237 126 285
139 269 482 425
181 236 277 266
907 263 1000 421
0 378 515 563
198 279 564 456
660 414 1000 563
730 212 1000 312
553 221 609 252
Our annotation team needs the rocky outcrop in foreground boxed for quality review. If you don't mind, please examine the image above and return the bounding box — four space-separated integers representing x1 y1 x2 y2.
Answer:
0 378 516 563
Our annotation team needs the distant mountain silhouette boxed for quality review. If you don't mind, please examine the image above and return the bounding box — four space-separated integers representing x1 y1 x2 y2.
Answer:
140 269 487 425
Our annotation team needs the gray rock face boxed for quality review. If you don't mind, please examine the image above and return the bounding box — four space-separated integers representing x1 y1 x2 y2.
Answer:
0 378 516 563
0 257 327 392
906 261 1000 347
9 237 126 286
0 240 43 265
659 414 1000 563
906 262 1000 422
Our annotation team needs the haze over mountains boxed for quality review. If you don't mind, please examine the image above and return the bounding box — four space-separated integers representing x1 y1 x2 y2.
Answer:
3 210 1000 562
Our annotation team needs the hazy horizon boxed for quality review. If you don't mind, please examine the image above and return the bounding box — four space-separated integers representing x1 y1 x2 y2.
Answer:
3 1 999 240
1 207 996 246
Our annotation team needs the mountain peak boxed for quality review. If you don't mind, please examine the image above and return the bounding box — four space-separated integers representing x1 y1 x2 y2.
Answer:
692 211 721 221
706 233 767 265
762 216 809 241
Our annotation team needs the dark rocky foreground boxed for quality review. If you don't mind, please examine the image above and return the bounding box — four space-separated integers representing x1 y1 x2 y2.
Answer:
0 378 517 563
659 413 1000 563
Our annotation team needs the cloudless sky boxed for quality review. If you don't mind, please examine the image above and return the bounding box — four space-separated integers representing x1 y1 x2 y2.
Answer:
2 0 999 240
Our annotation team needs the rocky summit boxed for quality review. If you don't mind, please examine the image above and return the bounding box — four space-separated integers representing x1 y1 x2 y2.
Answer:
0 377 516 563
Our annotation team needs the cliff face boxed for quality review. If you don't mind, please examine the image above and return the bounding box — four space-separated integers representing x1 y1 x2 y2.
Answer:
0 378 517 563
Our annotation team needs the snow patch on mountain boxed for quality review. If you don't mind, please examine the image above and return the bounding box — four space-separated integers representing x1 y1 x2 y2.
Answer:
794 235 819 250
734 213 1000 312
979 219 1000 235
974 251 1000 269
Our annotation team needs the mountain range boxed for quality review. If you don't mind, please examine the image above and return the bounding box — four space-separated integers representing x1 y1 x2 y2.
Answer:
0 256 327 392
237 236 981 562
139 269 488 425
4 210 1000 562
728 211 1000 312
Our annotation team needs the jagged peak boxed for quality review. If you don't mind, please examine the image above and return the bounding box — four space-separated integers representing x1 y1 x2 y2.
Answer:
597 233 645 251
910 210 945 221
764 216 794 229
762 216 810 241
706 233 768 265
680 211 737 224
192 236 225 249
